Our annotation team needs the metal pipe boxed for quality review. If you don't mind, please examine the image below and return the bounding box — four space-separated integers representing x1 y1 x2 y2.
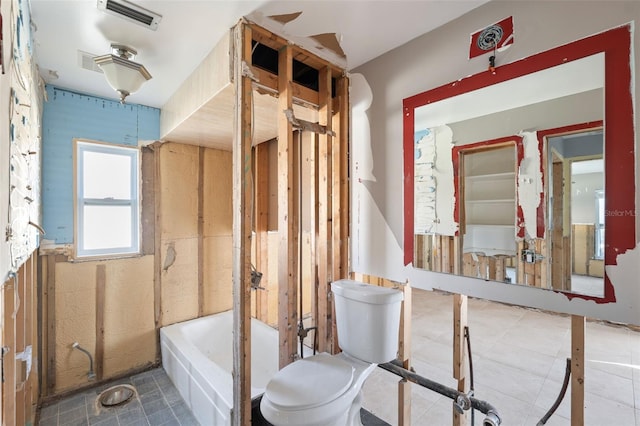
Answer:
537 358 571 425
72 342 96 380
379 359 501 425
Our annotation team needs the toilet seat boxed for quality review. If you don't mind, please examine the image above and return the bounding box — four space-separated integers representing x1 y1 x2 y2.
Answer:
264 353 354 410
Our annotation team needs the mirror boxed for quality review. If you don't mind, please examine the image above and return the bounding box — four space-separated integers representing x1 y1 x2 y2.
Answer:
403 25 636 302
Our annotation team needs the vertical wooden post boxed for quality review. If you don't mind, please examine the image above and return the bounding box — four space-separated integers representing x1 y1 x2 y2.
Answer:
3 277 16 426
317 66 332 353
453 294 468 426
46 255 58 395
95 264 106 381
336 74 349 281
571 315 585 426
255 143 270 322
153 143 163 347
197 147 205 317
277 43 297 368
398 283 412 425
231 22 253 426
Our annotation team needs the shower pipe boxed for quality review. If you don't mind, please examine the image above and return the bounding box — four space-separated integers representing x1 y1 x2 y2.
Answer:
72 342 96 380
378 359 501 426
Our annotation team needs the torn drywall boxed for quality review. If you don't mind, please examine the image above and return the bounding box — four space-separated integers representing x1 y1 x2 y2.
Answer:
517 131 543 240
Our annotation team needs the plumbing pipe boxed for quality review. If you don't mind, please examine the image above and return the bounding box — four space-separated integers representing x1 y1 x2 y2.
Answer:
379 359 501 425
537 358 571 425
72 342 96 380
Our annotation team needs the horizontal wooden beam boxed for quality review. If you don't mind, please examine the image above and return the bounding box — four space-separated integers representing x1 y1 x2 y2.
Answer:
252 67 319 107
249 24 344 78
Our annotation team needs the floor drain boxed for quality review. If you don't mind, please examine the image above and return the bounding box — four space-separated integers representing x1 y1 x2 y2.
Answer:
97 384 136 407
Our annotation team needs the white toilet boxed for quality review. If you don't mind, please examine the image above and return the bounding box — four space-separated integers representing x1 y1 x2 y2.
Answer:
260 279 403 426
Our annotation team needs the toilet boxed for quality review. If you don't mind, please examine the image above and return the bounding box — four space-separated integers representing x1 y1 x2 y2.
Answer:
260 279 403 426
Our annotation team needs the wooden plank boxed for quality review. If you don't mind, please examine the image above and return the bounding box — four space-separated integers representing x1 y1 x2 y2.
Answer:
3 276 16 426
316 66 332 354
309 134 318 348
198 146 205 317
95 264 106 381
15 265 26 426
231 22 254 426
398 283 412 425
571 315 585 426
46 255 57 395
252 66 320 107
337 75 349 282
153 143 163 352
25 255 37 424
249 24 344 78
453 294 468 426
255 142 270 322
141 146 156 255
277 42 298 368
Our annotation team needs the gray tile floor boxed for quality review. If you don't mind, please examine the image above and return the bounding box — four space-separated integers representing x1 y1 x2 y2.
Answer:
362 289 640 425
37 368 199 426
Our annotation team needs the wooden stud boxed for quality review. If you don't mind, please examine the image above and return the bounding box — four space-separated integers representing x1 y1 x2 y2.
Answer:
571 315 585 426
46 255 57 395
95 264 106 381
453 294 468 426
141 146 156 256
3 275 17 426
153 143 163 345
232 22 254 426
277 42 298 368
316 65 332 354
255 142 270 322
338 75 349 282
198 146 205 317
398 283 412 425
309 133 318 348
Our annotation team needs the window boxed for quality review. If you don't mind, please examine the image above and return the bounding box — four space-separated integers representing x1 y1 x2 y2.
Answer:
75 141 140 258
594 189 604 260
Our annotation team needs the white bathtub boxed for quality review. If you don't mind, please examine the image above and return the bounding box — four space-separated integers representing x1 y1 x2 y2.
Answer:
160 310 279 425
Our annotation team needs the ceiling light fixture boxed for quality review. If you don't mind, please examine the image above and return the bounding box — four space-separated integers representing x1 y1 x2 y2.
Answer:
93 44 151 104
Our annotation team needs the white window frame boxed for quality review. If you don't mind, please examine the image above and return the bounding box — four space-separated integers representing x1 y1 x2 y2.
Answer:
75 140 140 258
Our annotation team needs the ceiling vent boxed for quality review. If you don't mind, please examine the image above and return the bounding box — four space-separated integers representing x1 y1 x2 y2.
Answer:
78 50 103 73
97 0 162 31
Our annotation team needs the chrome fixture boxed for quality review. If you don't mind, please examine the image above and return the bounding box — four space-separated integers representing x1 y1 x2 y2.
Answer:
93 44 152 104
72 342 96 380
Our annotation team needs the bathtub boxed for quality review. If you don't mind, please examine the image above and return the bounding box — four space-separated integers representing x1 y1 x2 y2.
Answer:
160 310 279 425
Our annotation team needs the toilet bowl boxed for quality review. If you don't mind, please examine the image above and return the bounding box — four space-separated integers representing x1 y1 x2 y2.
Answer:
260 280 403 426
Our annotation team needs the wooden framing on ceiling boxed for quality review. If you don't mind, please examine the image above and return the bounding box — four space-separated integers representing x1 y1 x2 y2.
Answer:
232 20 349 423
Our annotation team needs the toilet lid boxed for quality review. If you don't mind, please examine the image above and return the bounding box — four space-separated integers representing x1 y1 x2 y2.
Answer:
264 353 354 410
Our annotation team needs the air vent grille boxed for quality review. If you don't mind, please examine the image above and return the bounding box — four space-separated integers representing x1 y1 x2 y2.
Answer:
97 0 162 31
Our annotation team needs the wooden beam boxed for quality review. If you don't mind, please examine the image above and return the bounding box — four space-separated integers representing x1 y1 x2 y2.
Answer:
337 75 349 282
153 143 163 347
277 42 298 368
46 255 58 395
249 24 344 78
3 276 16 426
453 294 468 426
255 143 270 322
571 315 585 426
231 22 254 426
95 264 106 381
316 66 332 353
252 66 320 107
398 283 412 425
198 146 205 317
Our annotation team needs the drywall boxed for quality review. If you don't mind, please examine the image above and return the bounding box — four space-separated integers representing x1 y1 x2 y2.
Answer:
352 1 640 324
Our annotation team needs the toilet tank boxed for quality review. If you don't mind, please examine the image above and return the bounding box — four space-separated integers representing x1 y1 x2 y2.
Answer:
331 280 403 364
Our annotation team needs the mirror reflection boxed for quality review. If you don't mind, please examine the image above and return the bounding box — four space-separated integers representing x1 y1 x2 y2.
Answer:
412 53 605 297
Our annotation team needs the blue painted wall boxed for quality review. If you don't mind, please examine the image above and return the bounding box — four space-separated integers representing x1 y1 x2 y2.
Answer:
42 85 160 244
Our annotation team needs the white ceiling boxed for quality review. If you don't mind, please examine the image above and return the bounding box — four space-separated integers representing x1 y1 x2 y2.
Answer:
29 0 488 109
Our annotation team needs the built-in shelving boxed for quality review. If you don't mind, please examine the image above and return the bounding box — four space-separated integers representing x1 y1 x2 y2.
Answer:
463 145 517 253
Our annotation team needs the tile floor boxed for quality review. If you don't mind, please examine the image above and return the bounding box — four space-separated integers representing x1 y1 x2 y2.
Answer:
361 289 640 425
38 288 640 425
37 368 199 426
